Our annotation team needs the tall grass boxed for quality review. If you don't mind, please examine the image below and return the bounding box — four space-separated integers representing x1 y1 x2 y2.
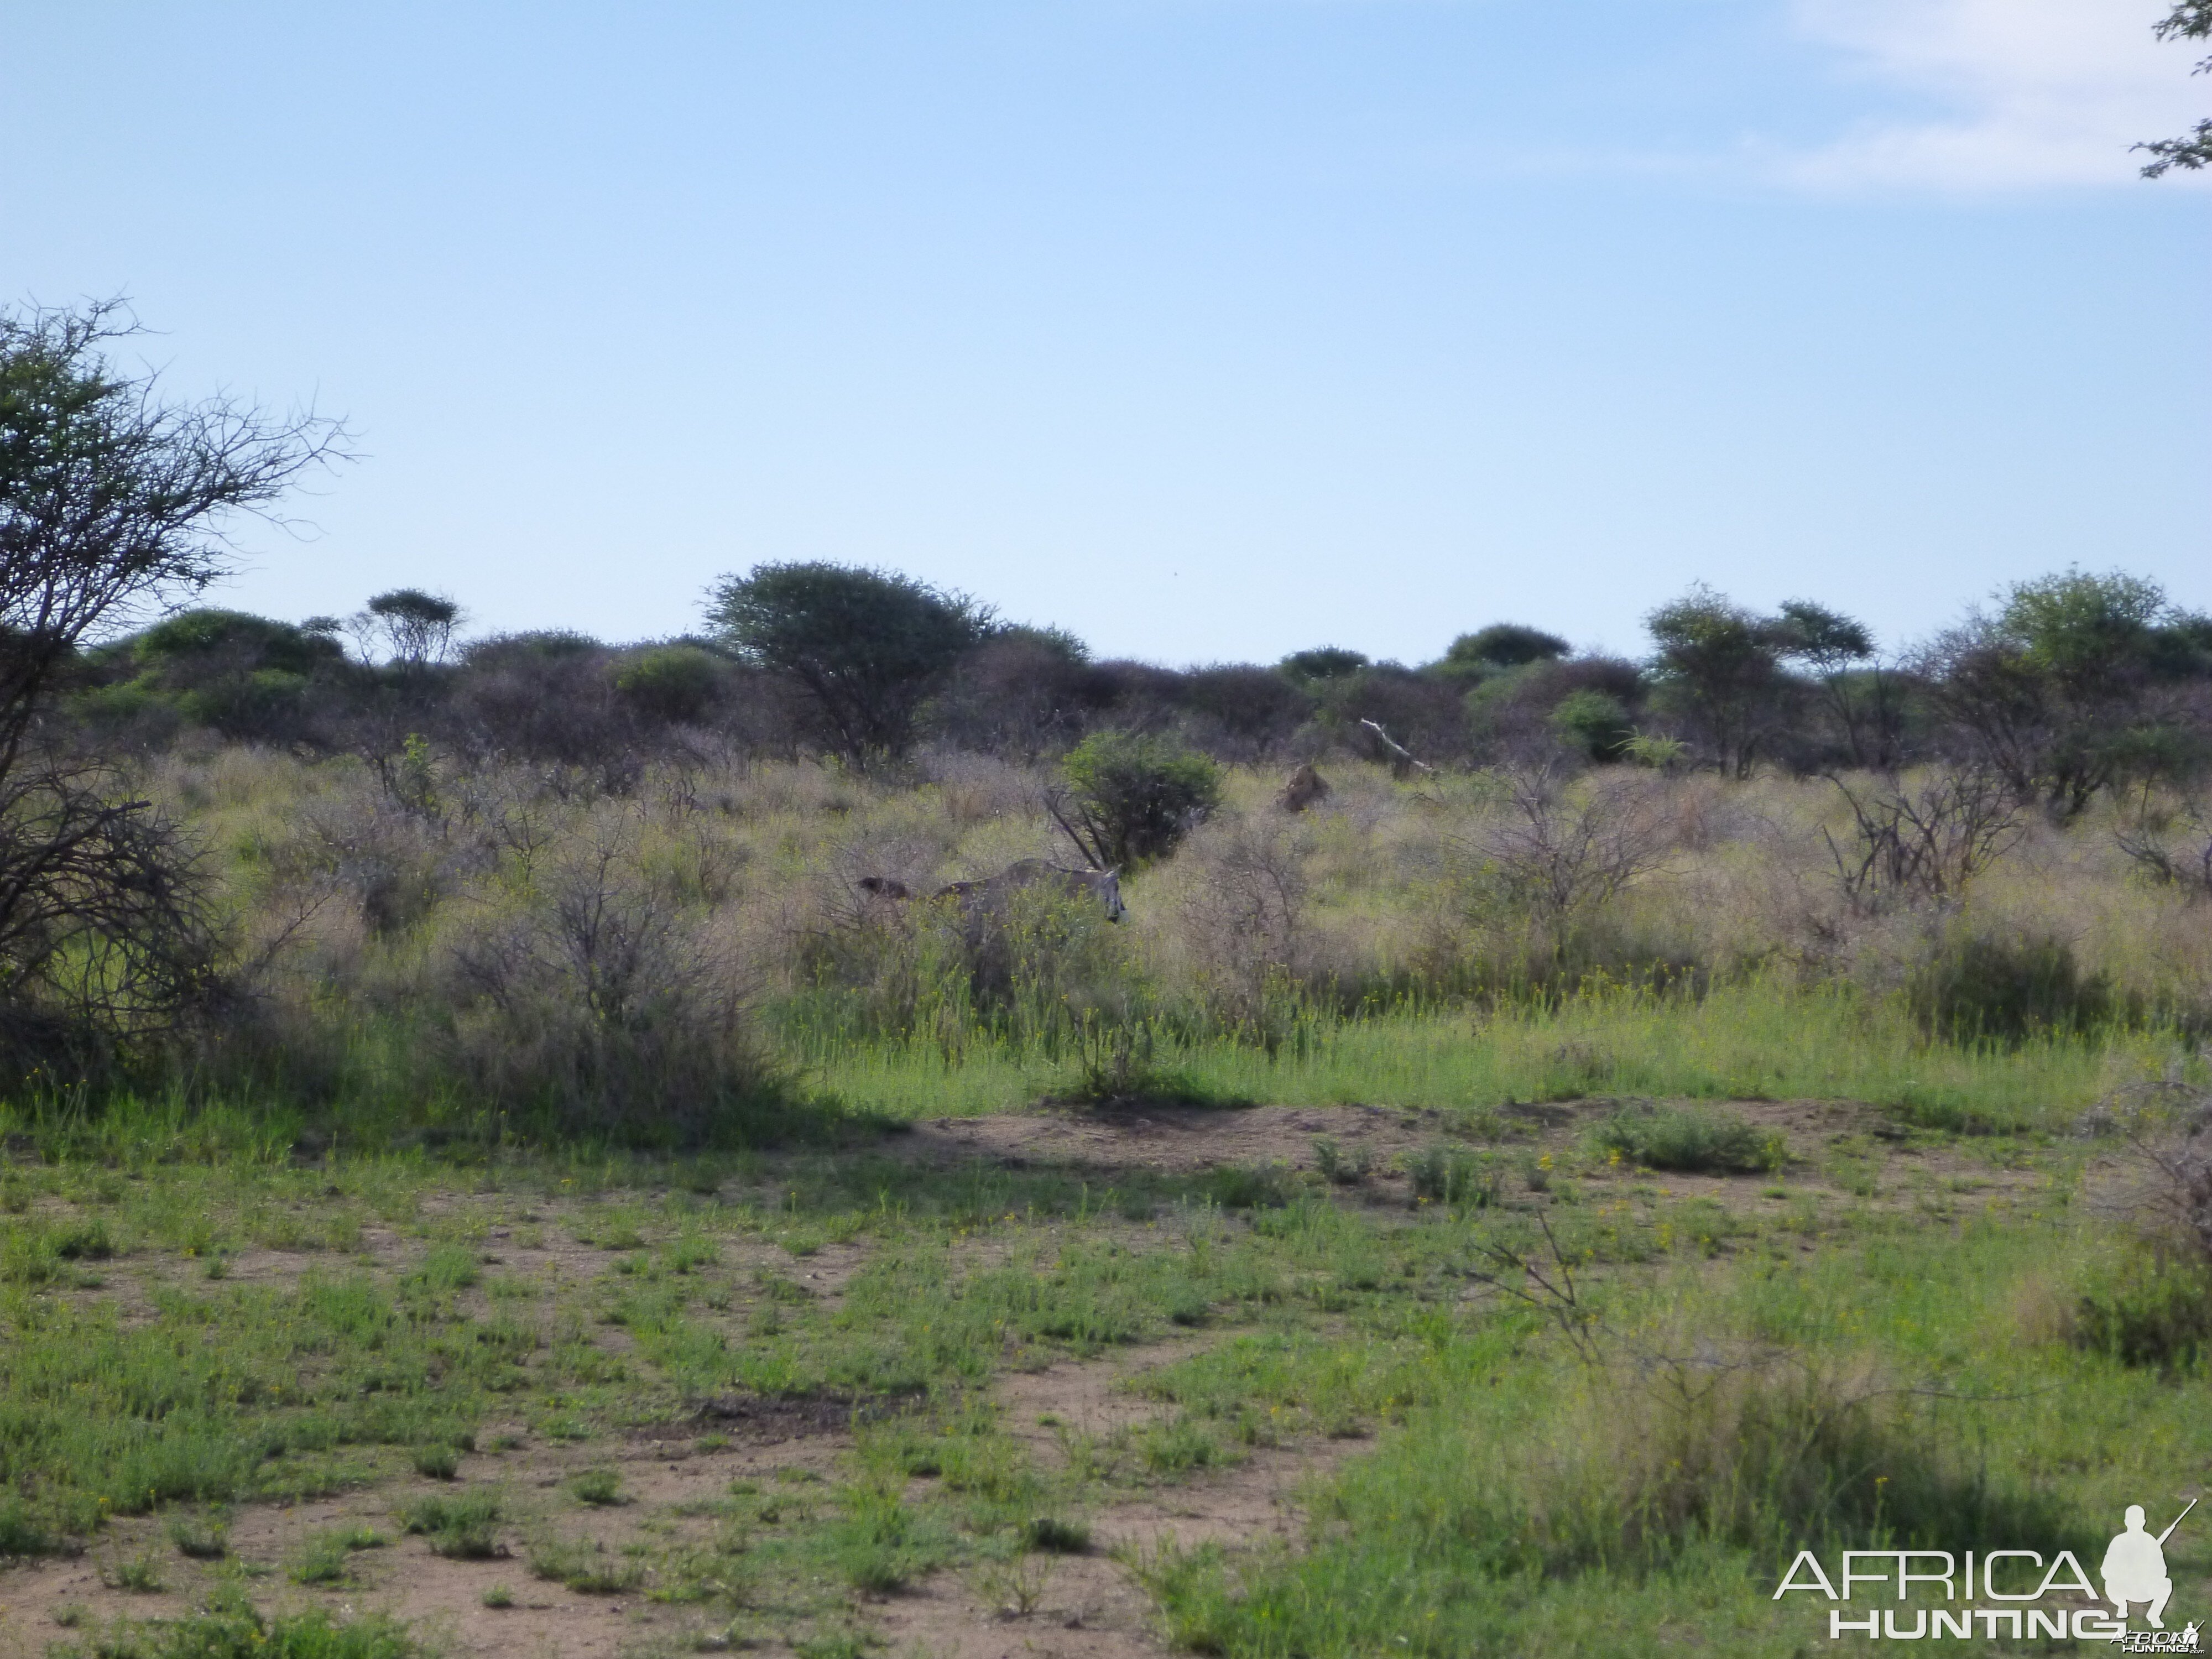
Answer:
13 747 2201 1143
795 977 2191 1134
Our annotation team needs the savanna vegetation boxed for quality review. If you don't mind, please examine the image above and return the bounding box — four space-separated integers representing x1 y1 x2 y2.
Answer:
4 301 2211 1657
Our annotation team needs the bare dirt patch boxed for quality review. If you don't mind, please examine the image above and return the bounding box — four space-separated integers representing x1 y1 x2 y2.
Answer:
872 1556 1167 1659
898 1103 1444 1182
997 1342 1199 1457
0 1335 1353 1659
879 1341 1352 1659
890 1097 2048 1223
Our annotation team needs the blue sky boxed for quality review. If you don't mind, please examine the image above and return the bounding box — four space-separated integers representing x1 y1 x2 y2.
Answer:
4 1 2206 665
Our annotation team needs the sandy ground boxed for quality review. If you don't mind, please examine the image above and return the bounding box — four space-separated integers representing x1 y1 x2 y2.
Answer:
889 1095 2047 1219
0 1338 1326 1659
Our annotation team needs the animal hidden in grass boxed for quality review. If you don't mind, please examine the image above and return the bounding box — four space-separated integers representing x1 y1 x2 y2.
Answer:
1276 763 1330 813
858 860 1125 921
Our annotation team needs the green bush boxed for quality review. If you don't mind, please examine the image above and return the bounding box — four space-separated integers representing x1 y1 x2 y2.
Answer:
569 1467 624 1506
1443 624 1571 671
1203 1164 1295 1211
1137 1414 1223 1473
1406 1145 1505 1208
2074 1253 2212 1370
1059 731 1222 869
1070 1018 1220 1107
526 1535 645 1594
397 1491 500 1558
167 1515 229 1559
53 1220 114 1260
706 560 991 759
289 1526 385 1587
1023 1515 1092 1553
1313 1138 1373 1186
1910 930 2121 1045
1141 1344 2078 1659
613 645 722 724
1548 688 1635 761
103 1549 166 1592
1593 1103 1783 1174
1277 646 1370 686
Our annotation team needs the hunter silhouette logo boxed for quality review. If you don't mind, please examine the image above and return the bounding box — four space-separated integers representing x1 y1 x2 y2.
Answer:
1775 1494 2203 1646
2105 1500 2192 1630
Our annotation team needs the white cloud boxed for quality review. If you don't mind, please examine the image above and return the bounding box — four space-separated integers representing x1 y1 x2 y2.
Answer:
1782 0 2208 189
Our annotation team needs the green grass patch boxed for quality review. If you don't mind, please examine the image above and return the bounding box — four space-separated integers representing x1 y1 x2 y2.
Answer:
288 1525 387 1587
568 1467 624 1506
397 1491 500 1559
794 978 2180 1134
1592 1102 1785 1174
48 1606 424 1658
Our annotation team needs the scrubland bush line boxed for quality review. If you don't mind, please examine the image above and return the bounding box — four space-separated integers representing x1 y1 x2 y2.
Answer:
45 740 2189 1148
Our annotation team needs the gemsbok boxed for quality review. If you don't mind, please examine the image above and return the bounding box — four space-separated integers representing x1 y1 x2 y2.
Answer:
935 859 1126 922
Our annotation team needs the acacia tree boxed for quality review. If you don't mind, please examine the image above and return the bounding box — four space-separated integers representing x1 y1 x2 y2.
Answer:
1444 624 1571 670
1770 598 1900 769
0 299 345 1070
1644 586 1782 779
2138 1 2212 176
359 587 461 669
1920 571 2181 817
705 561 992 760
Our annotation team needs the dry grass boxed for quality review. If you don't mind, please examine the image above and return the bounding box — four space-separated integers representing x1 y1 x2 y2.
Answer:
108 743 2212 1141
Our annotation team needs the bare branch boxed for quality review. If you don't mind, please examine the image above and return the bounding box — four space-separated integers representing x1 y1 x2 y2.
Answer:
1821 766 2024 914
1358 718 1435 779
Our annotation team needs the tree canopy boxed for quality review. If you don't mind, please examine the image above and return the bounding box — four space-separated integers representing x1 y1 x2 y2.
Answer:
362 588 462 669
1 300 345 764
1446 624 1572 671
2139 1 2212 176
705 561 993 759
0 299 344 1072
1644 587 1784 778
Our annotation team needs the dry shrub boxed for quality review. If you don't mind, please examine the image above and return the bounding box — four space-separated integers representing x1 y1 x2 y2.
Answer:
1175 813 1312 1026
716 758 869 822
957 883 1145 1038
0 765 223 1084
119 747 2212 1134
1650 770 1755 853
822 827 952 920
1441 768 1693 995
2074 1065 2212 1368
1824 765 2025 914
1462 767 1670 933
294 799 472 939
445 828 775 1142
2115 795 2212 901
784 861 1142 1060
2090 1065 2212 1260
2007 1271 2078 1348
912 748 1040 825
786 888 978 1057
2072 1255 2212 1370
